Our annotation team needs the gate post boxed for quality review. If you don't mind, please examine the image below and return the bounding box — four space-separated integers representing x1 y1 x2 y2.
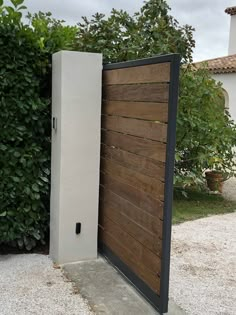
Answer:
50 51 102 264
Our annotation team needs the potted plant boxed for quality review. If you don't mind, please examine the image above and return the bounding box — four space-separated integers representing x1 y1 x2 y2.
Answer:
205 152 236 193
205 171 223 192
205 156 223 192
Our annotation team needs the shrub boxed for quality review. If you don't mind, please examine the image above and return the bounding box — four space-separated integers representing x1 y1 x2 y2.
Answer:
76 0 195 64
0 0 77 249
75 2 236 191
175 66 236 189
1 0 236 249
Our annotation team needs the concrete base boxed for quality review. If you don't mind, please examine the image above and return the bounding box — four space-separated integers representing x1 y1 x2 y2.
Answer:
63 257 185 315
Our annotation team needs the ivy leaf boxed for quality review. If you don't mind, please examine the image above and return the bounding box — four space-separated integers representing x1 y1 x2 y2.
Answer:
17 239 24 248
0 144 7 151
12 177 20 183
40 176 49 183
5 6 15 14
16 0 25 6
43 168 50 175
14 151 21 158
32 184 39 192
18 5 27 10
24 187 31 195
25 243 32 251
32 231 41 240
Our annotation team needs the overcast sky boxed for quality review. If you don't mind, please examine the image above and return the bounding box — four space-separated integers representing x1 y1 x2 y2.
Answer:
24 0 236 62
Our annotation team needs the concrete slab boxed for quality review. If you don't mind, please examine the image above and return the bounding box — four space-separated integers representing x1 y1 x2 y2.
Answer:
63 257 185 315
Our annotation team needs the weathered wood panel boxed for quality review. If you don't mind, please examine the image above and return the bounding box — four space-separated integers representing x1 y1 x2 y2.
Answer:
101 115 167 142
99 221 161 294
102 101 168 122
99 202 162 254
100 173 164 219
101 130 166 163
99 187 163 235
103 62 170 85
101 144 165 181
99 217 161 272
103 83 169 103
99 56 180 307
101 158 164 201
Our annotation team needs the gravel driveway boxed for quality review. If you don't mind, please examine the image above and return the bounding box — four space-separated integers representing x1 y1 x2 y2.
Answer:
1 213 235 315
170 212 236 315
0 254 93 315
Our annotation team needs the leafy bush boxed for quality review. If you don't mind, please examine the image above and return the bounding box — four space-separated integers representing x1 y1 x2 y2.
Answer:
76 0 195 64
75 0 236 190
175 66 236 189
0 0 77 250
1 0 236 250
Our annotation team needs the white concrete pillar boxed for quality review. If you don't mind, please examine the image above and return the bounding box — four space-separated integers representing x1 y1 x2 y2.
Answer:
50 51 102 264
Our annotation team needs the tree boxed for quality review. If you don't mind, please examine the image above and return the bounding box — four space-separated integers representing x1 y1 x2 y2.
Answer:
175 66 236 188
75 0 236 189
76 0 195 64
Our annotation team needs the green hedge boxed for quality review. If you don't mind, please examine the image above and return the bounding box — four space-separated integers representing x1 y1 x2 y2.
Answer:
0 0 77 249
1 0 236 250
0 17 51 251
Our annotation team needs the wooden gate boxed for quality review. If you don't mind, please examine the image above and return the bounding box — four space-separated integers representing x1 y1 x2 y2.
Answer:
99 54 180 314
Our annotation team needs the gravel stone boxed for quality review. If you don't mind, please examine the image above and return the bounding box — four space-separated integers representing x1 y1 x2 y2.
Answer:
0 254 94 315
170 212 236 315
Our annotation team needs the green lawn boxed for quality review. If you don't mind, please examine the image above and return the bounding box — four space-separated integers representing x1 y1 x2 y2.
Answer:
173 189 236 225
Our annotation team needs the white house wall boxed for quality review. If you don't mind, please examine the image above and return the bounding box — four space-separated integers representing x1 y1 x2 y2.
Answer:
212 73 236 122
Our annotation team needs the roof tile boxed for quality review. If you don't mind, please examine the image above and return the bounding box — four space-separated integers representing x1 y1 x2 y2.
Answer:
194 54 236 74
225 6 236 16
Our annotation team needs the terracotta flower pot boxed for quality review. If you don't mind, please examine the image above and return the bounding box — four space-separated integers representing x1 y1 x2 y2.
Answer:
205 171 223 193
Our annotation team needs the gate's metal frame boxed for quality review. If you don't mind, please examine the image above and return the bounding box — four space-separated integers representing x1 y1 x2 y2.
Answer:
99 53 180 314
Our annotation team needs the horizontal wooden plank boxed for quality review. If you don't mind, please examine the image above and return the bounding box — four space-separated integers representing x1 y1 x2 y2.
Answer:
101 130 166 163
99 201 162 255
99 229 161 293
100 187 163 236
100 173 163 219
99 223 161 293
103 83 169 103
103 62 170 85
102 100 168 122
101 144 165 181
101 158 164 200
102 115 167 143
100 189 163 241
99 215 161 273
